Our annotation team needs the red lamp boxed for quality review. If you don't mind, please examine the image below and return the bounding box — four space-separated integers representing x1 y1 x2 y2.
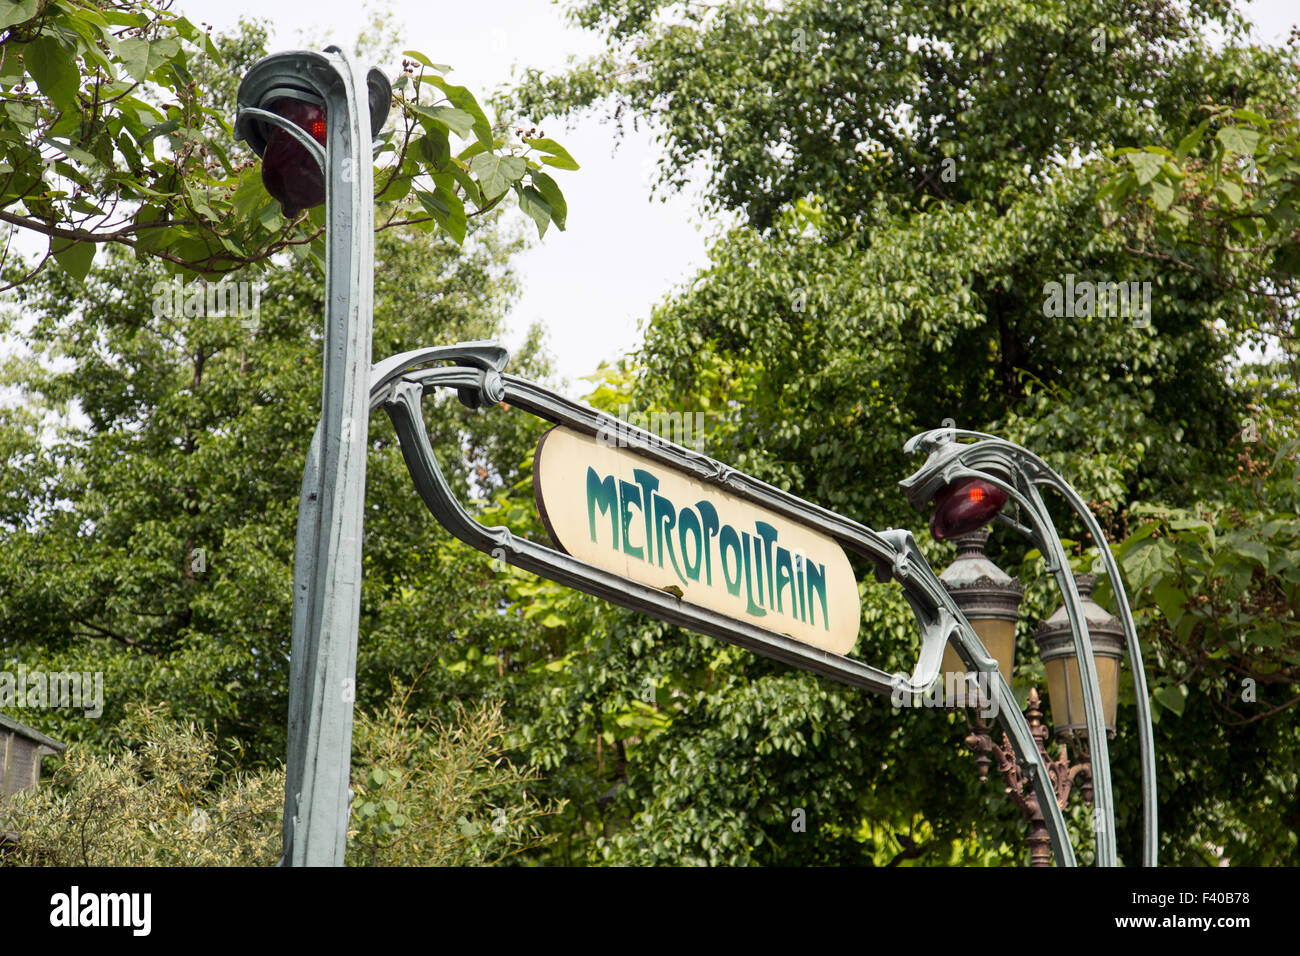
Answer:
929 476 1008 540
260 97 328 218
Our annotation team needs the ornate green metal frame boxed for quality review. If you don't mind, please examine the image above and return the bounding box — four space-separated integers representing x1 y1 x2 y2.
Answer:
237 46 1156 868
364 341 1157 867
236 47 390 867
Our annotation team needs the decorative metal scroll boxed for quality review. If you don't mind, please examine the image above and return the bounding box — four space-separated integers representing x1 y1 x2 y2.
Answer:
365 341 1099 867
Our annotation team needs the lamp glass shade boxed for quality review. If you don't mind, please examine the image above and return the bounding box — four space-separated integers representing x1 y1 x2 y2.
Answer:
936 529 1023 709
261 97 327 218
1043 653 1120 735
1033 574 1126 738
939 617 1016 707
930 478 1008 540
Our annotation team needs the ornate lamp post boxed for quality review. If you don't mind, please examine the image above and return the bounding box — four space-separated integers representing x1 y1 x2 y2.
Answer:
235 48 390 866
937 528 1023 705
943 543 1130 866
900 427 1158 867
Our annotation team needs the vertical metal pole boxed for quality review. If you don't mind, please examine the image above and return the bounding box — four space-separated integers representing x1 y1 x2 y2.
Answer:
278 49 377 866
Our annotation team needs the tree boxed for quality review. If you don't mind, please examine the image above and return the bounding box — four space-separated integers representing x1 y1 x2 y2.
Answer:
1 690 560 866
481 0 1300 865
347 682 563 867
507 0 1291 233
1086 364 1300 865
0 1 574 285
1 702 284 866
0 8 578 868
0 208 558 761
1100 103 1300 356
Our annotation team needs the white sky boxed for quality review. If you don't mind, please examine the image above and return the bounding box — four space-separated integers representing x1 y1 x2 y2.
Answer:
11 1 1300 395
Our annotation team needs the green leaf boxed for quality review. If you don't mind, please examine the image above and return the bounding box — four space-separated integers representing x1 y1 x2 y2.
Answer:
517 184 552 238
403 50 451 72
426 77 493 147
0 0 38 29
1174 120 1209 162
1234 539 1269 569
1126 152 1163 186
469 153 526 201
416 189 448 216
1149 178 1175 211
1217 125 1260 156
1151 580 1186 626
1153 684 1186 716
1123 539 1171 587
118 38 152 83
415 126 450 169
141 118 180 146
231 169 269 217
416 185 466 244
1231 108 1268 125
531 171 567 230
52 240 95 283
257 203 283 231
27 38 80 111
4 100 36 134
1250 624 1285 649
1216 180 1243 205
529 138 580 171
411 105 476 138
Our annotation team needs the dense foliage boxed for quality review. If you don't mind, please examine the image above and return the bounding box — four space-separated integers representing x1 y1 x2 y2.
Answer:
1 0 1297 867
1 692 556 866
491 0 1300 865
0 1 573 283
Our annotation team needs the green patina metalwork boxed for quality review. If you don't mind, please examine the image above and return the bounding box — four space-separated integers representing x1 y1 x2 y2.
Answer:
235 48 1156 868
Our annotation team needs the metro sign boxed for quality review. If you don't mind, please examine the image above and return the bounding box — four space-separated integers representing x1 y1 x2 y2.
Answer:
534 426 860 655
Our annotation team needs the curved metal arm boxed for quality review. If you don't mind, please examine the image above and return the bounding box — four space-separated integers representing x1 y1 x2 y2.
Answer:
373 363 902 695
367 343 1079 867
235 106 327 172
1043 474 1158 868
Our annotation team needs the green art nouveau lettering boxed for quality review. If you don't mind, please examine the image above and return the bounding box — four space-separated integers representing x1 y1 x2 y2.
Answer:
653 491 688 586
582 463 835 631
678 506 704 581
806 558 829 630
741 531 766 616
719 523 743 597
587 468 619 548
696 500 720 586
619 479 644 560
